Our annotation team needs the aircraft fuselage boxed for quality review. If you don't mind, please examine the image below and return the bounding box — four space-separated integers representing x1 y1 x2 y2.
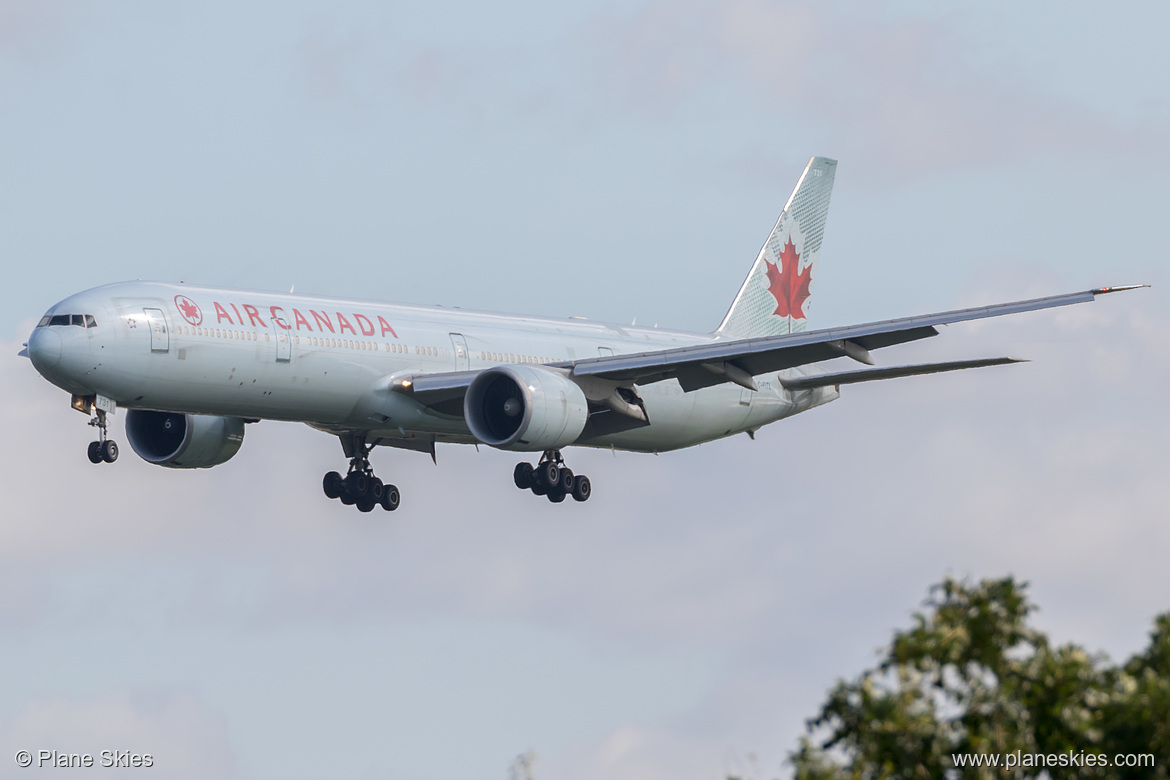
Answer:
27 281 834 454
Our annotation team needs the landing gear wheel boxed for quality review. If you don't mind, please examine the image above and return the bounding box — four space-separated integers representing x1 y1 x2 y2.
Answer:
537 461 559 489
557 467 574 493
514 462 534 489
356 496 376 513
323 471 343 499
547 490 567 503
340 490 356 506
571 474 591 502
381 484 401 511
87 441 103 464
346 471 369 499
369 477 385 503
100 440 118 463
530 481 547 497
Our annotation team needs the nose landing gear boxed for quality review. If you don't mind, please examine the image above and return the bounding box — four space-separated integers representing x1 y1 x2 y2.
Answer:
514 450 591 503
322 436 400 512
86 407 118 464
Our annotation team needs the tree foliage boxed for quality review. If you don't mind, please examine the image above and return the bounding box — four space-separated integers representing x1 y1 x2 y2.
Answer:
788 577 1170 780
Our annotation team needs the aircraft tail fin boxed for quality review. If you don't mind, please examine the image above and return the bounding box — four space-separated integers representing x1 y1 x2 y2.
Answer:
715 156 837 339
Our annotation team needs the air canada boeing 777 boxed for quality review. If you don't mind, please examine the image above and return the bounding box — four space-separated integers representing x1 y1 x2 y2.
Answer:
21 158 1144 511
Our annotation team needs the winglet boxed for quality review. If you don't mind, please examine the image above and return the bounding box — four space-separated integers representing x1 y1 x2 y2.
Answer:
1091 284 1150 295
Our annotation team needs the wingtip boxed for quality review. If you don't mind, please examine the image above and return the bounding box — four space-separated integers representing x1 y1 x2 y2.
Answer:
1091 284 1150 295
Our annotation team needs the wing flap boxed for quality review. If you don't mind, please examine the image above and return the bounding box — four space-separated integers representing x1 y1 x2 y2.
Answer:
780 357 1025 390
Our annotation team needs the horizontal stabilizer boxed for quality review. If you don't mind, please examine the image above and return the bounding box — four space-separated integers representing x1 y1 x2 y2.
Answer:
779 357 1025 390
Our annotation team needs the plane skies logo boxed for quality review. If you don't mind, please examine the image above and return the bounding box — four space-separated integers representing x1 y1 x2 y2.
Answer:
174 295 203 326
764 236 811 320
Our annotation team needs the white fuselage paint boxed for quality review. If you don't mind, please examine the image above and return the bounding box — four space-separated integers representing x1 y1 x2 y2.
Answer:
28 281 838 453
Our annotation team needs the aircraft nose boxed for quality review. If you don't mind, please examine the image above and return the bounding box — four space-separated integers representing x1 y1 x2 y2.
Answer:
27 327 63 371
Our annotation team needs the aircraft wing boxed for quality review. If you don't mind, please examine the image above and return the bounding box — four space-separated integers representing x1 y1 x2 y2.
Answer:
398 286 1142 407
568 286 1141 391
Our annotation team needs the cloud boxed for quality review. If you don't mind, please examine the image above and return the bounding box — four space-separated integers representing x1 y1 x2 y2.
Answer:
288 0 1162 179
573 0 1151 175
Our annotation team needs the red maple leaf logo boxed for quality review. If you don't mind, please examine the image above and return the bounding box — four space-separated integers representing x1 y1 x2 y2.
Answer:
174 295 203 325
764 237 812 319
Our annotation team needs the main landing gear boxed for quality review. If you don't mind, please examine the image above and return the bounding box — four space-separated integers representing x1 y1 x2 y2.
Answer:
513 450 591 503
86 408 118 464
322 437 400 513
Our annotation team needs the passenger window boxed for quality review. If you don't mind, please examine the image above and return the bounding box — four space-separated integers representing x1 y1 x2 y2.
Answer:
84 315 97 328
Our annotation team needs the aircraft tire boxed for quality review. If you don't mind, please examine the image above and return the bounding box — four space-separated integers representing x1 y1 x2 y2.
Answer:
101 440 119 463
88 441 103 464
537 461 559 489
571 475 591 502
547 490 566 503
369 477 385 503
557 468 574 493
346 472 369 498
513 462 533 489
323 471 343 499
381 485 401 511
356 496 376 513
340 492 356 506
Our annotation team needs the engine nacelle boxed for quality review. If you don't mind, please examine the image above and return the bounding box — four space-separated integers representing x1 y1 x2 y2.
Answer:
125 410 245 469
464 365 589 452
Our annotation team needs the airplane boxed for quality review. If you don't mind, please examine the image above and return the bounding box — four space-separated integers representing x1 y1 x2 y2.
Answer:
21 157 1145 511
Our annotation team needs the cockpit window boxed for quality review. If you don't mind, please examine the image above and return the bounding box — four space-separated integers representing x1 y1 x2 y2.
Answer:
38 314 97 328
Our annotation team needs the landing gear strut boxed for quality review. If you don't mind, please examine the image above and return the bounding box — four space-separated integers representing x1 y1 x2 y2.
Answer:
86 408 118 464
514 450 591 503
322 435 400 512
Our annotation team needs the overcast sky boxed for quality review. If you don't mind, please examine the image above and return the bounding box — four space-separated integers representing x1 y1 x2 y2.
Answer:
1 1 1167 778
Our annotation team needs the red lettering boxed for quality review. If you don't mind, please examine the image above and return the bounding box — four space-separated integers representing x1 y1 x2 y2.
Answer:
213 302 234 324
377 315 398 338
336 312 356 335
230 303 244 324
353 313 375 336
269 306 291 329
311 310 335 333
243 304 266 327
293 309 312 331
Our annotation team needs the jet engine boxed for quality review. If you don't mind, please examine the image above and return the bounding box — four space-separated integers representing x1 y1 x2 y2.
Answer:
464 365 589 451
125 410 245 469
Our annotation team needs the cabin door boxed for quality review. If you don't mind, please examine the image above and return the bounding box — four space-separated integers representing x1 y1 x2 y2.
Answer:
450 333 469 371
143 308 170 353
270 311 292 362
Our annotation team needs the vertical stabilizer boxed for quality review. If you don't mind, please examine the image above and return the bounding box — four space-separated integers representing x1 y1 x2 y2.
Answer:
716 157 836 339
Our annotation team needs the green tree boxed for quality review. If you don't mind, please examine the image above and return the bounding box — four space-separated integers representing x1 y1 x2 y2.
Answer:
787 577 1169 780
